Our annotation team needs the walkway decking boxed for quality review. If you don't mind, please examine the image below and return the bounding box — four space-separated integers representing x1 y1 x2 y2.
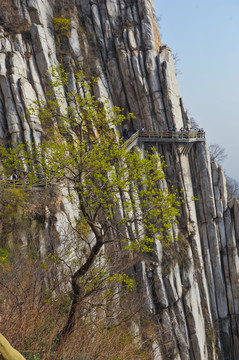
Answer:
1 130 205 189
0 178 59 190
124 130 205 153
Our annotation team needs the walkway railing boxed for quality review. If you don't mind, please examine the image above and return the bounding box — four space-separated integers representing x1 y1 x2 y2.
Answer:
124 130 205 149
0 177 60 190
147 130 203 138
123 131 140 149
134 130 204 139
1 130 205 189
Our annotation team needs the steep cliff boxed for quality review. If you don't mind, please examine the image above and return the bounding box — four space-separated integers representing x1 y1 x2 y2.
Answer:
0 1 238 359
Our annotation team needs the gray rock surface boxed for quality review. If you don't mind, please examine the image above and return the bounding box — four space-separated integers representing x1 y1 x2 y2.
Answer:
0 1 238 359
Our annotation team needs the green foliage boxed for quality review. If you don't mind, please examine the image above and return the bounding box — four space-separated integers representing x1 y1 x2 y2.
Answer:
0 188 29 246
0 65 181 255
0 248 10 272
191 195 198 201
0 188 27 214
25 353 41 360
53 15 71 36
107 273 134 291
0 65 182 351
0 248 9 262
0 64 182 264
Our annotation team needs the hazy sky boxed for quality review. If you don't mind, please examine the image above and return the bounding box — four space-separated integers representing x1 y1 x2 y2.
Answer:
154 0 239 180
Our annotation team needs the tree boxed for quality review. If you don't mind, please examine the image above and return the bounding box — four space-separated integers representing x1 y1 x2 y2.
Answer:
0 66 181 351
208 143 228 164
189 115 199 129
208 144 239 200
226 175 239 200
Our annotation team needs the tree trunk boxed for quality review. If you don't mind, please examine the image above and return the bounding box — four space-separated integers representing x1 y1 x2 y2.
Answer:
53 235 104 351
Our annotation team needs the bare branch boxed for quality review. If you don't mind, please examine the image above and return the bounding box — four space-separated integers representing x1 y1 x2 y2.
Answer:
209 143 228 164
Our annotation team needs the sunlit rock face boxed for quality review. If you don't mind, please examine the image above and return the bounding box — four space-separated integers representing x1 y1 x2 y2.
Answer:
0 1 238 359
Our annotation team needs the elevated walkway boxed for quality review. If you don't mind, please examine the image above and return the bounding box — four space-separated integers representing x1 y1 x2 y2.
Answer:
0 177 60 190
124 130 205 155
0 131 205 190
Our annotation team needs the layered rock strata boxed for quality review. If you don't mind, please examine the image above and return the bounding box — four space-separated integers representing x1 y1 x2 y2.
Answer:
0 1 238 359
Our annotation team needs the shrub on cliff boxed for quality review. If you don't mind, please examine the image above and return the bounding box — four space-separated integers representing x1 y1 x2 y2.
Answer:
53 15 71 37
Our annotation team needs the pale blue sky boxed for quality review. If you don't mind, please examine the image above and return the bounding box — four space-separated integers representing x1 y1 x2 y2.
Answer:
154 0 239 180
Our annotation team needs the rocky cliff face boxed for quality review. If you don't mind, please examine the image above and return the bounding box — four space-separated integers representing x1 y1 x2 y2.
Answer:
0 1 238 359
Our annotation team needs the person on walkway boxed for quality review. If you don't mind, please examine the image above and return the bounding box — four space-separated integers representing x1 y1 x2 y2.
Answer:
10 171 18 180
22 172 28 181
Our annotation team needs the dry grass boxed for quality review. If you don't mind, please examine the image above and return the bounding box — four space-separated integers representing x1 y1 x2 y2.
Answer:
0 187 157 359
0 249 157 360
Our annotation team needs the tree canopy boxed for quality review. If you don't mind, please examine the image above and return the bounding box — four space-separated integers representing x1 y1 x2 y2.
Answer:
0 66 181 353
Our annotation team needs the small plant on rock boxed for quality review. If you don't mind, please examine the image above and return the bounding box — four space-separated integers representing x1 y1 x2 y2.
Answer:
53 15 71 37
